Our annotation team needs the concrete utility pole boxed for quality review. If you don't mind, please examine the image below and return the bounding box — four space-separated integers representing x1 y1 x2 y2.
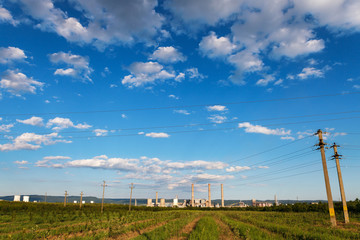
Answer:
129 183 134 211
316 129 336 226
156 192 158 207
331 143 350 223
80 192 83 209
208 184 211 207
64 191 68 207
101 181 107 214
221 184 224 207
191 183 194 207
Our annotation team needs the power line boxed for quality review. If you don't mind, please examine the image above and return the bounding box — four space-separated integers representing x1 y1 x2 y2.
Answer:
234 167 336 187
1 91 360 117
3 110 360 136
2 115 357 142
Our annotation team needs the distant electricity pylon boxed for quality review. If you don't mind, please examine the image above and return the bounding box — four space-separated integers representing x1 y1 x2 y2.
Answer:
315 129 336 226
129 183 135 211
331 143 350 223
101 181 107 213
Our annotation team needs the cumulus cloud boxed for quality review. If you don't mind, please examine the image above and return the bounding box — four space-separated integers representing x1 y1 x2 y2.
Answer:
0 132 71 151
93 129 108 136
16 116 44 127
256 75 276 87
199 32 236 58
46 117 92 130
145 132 170 138
226 166 251 172
297 67 325 79
0 47 27 64
0 70 44 97
206 105 227 112
0 124 14 132
186 68 206 80
165 0 243 26
150 46 186 63
14 160 28 165
174 110 190 115
122 61 176 87
17 0 163 48
168 94 179 100
280 136 295 141
0 6 18 25
238 122 291 135
208 115 227 124
49 52 93 82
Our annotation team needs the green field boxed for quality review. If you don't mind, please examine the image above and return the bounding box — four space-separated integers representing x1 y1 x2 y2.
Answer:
0 201 359 239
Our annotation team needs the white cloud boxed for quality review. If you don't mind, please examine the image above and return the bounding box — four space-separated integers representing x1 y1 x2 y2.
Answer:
258 166 269 169
199 32 236 58
168 94 179 100
122 61 176 87
193 173 234 182
281 136 295 141
175 73 185 82
0 132 71 151
353 85 360 89
166 160 227 170
49 52 93 82
206 105 227 112
43 156 71 160
208 115 227 124
46 117 92 130
186 68 206 80
297 130 313 139
0 124 14 132
17 0 163 48
297 67 325 79
238 122 291 135
14 160 28 165
0 70 44 97
256 75 276 87
93 129 108 136
121 114 127 119
16 116 44 127
174 110 190 115
226 166 251 172
150 46 186 63
165 0 243 26
145 132 170 138
0 6 17 25
0 47 27 64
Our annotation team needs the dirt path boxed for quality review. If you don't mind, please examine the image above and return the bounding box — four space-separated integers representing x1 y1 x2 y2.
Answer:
169 216 202 240
213 216 241 240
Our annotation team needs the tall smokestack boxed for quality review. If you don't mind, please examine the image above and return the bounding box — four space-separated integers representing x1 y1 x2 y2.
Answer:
208 183 211 207
191 184 194 207
221 184 224 207
156 192 158 206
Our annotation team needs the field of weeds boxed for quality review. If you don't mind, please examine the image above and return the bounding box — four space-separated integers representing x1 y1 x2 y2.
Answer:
0 201 359 239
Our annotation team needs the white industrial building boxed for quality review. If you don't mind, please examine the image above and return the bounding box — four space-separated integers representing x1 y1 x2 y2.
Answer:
13 195 21 201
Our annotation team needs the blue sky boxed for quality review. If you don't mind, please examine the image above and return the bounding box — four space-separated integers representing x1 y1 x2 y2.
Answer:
0 0 360 201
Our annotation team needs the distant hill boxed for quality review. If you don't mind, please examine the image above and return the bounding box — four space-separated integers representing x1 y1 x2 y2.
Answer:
0 195 324 206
